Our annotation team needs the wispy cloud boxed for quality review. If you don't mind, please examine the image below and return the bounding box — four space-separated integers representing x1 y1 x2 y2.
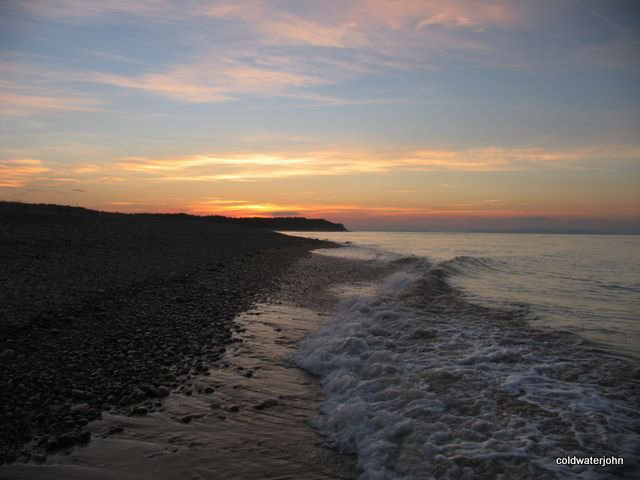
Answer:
202 0 520 48
20 0 178 20
84 57 323 103
184 196 577 218
0 63 104 115
0 91 103 115
0 159 49 187
6 1 530 106
113 145 640 182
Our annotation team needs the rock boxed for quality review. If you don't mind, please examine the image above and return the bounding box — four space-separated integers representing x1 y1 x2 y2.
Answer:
57 434 75 448
140 384 160 397
158 386 170 397
70 389 86 399
71 403 90 414
210 402 221 410
180 415 192 424
0 349 15 358
203 386 214 394
45 438 59 451
76 431 91 444
253 399 279 411
244 371 253 378
131 406 148 416
107 426 124 435
132 388 146 400
228 405 240 412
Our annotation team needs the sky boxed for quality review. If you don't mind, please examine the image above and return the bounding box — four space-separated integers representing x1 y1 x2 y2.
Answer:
1 0 639 232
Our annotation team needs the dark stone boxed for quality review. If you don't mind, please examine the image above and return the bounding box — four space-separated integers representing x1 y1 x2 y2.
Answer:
107 426 124 435
57 434 75 448
253 399 279 411
140 384 160 397
76 430 91 444
1 349 15 358
131 406 148 416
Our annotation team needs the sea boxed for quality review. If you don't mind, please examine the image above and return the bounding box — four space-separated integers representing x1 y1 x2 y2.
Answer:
288 232 640 479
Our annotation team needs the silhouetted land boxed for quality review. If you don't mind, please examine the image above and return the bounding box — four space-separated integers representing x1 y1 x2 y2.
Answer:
150 213 347 231
0 201 334 465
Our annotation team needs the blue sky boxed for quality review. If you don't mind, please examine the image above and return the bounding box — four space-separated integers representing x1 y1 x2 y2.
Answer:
1 0 639 231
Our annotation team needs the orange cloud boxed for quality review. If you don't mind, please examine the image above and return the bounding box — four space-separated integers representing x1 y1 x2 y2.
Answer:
72 164 102 174
202 0 519 48
113 145 638 182
185 197 601 219
0 159 49 187
86 58 324 103
0 92 102 115
25 1 525 106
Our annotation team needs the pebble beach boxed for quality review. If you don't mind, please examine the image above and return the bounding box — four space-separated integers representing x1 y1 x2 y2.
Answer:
0 202 333 467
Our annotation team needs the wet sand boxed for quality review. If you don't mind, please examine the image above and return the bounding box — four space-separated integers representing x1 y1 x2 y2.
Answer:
1 252 390 479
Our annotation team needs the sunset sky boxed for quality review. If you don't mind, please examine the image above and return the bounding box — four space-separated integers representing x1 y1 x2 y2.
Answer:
1 0 639 231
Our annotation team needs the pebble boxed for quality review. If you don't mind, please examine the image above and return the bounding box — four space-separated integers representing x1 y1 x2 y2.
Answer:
70 389 86 399
71 403 90 414
76 431 91 444
253 399 279 411
131 406 148 416
140 384 160 397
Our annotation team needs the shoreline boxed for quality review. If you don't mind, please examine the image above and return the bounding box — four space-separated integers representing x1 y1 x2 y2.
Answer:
0 203 334 466
1 248 391 479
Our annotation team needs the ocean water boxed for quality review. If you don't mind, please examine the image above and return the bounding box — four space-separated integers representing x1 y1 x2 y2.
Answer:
288 232 640 479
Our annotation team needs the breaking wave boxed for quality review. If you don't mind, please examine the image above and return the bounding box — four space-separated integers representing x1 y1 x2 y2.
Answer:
295 254 640 479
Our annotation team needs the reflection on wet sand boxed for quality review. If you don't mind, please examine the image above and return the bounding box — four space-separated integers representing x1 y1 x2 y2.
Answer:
2 302 358 480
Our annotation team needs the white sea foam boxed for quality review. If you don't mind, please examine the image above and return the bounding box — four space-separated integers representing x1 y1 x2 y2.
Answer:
295 256 640 479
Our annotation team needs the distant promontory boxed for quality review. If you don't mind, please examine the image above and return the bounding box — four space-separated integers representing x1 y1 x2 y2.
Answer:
201 215 347 231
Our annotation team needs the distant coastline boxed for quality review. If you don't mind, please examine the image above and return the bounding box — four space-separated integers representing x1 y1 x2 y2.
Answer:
0 202 348 232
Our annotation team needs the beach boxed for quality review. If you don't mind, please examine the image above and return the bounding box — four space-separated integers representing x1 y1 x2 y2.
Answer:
0 203 336 468
2 206 639 479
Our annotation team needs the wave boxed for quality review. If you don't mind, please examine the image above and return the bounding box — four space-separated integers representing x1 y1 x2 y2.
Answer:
436 255 509 277
295 259 640 479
